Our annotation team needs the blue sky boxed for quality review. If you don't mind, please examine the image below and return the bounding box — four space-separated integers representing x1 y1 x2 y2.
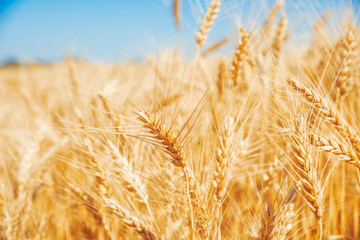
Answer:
0 0 182 63
0 0 358 64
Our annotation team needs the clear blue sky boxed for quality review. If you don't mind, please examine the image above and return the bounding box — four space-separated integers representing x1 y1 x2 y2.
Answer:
0 0 358 64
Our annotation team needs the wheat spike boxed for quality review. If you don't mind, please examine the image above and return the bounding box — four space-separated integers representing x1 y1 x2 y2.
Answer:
262 1 284 36
213 115 235 238
231 28 250 87
336 27 357 95
272 203 295 240
290 116 323 239
309 132 360 167
137 111 210 239
107 140 150 209
69 184 112 237
287 77 360 157
174 0 180 29
258 205 276 240
195 0 222 51
103 197 158 240
83 137 155 239
270 13 288 61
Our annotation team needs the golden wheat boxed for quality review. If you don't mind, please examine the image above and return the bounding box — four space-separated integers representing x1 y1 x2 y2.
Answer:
1 1 360 239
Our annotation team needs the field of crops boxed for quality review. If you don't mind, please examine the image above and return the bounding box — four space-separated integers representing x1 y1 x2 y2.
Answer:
1 1 360 239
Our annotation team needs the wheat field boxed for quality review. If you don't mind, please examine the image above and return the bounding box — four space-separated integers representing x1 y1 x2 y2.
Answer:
1 0 360 239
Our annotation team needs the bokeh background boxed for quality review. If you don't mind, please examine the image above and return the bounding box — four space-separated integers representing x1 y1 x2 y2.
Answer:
0 0 358 64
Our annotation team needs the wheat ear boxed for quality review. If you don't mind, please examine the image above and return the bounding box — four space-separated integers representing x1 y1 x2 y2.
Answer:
262 1 284 36
258 205 276 240
69 184 111 237
107 140 151 211
258 189 296 240
231 28 250 87
137 111 210 239
336 27 357 95
213 115 235 238
272 202 295 240
195 0 221 52
173 0 180 29
256 190 295 240
103 197 157 240
270 13 288 61
291 116 323 239
287 77 360 157
83 138 156 239
309 132 360 168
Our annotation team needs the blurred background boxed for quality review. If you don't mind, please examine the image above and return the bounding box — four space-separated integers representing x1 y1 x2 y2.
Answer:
0 0 358 64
